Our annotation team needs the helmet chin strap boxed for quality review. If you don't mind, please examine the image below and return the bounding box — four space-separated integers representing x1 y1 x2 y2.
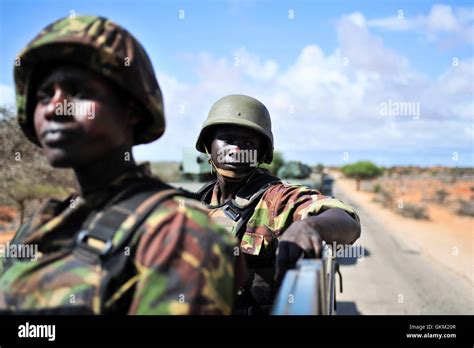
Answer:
204 145 258 182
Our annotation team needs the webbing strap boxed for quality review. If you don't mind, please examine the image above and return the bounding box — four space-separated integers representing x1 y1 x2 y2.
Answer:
228 180 279 238
195 179 217 202
225 175 280 238
196 173 280 238
74 180 192 261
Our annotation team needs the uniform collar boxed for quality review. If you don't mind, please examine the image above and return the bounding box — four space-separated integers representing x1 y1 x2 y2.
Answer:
80 162 152 207
209 168 272 206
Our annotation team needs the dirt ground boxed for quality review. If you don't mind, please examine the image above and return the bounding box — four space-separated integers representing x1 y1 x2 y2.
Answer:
0 206 16 246
333 172 473 284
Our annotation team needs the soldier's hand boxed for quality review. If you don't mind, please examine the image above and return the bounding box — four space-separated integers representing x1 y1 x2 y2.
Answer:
275 219 322 286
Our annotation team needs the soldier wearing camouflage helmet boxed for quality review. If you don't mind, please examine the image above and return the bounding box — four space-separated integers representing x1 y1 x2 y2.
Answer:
195 94 361 315
0 15 241 315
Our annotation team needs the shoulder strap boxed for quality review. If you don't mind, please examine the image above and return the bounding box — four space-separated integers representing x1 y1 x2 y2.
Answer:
1 220 33 273
194 172 280 238
224 174 281 238
73 179 194 262
235 173 280 203
195 179 217 202
1 195 76 273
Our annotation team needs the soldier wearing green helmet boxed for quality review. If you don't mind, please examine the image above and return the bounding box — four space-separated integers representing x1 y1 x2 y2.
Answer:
195 94 362 315
0 15 241 315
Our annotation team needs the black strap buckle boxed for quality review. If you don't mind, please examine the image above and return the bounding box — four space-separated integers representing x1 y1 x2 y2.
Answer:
76 230 113 257
223 204 241 221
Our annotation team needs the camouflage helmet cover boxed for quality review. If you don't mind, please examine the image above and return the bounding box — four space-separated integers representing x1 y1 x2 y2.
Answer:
14 15 165 145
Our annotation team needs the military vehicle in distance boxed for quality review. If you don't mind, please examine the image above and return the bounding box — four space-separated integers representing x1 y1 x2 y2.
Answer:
277 161 334 196
180 148 214 182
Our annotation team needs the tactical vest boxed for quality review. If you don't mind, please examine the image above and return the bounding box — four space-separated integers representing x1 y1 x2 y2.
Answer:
196 174 281 315
196 174 280 243
0 179 193 315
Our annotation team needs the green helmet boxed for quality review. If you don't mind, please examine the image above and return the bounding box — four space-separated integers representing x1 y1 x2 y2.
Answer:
14 15 165 146
195 94 274 163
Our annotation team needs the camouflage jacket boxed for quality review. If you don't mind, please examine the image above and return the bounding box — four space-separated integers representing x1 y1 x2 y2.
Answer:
198 168 360 313
203 169 360 259
0 164 238 315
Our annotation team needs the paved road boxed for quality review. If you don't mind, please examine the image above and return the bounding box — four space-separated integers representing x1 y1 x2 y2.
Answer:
333 180 473 315
171 181 473 315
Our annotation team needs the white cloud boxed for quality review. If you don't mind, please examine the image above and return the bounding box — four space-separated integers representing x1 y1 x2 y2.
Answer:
367 15 414 31
437 58 474 96
135 17 472 165
233 47 279 82
338 12 410 74
426 5 461 32
3 8 469 166
0 10 455 166
367 4 474 46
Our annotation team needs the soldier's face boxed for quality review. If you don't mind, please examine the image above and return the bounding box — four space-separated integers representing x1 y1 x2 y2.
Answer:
210 125 263 175
33 66 137 168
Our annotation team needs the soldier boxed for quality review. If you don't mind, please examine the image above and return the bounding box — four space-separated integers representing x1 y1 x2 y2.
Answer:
0 16 240 315
195 94 362 315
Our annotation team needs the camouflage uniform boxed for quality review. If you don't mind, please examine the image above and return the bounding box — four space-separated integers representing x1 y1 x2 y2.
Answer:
0 16 239 315
195 95 361 314
198 168 360 314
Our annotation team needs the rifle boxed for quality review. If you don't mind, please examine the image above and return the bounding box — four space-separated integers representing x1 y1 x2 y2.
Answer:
272 243 343 315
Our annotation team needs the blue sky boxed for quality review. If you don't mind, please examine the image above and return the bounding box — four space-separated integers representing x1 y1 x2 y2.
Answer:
1 0 473 166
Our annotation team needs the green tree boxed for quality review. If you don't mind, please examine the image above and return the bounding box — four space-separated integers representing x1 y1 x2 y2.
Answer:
341 161 383 191
260 151 285 175
314 163 324 173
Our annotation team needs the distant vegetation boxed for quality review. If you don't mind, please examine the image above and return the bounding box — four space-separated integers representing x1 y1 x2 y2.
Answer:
0 106 75 225
150 161 182 182
341 161 383 190
384 166 474 178
339 162 474 220
259 150 285 175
